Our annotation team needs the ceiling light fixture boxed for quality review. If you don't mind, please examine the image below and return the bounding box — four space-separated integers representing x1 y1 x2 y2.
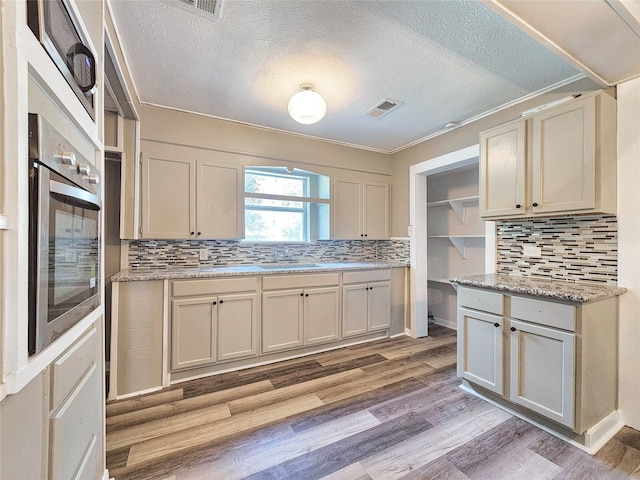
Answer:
288 84 326 125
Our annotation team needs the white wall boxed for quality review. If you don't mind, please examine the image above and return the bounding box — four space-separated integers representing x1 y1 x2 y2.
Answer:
617 76 640 430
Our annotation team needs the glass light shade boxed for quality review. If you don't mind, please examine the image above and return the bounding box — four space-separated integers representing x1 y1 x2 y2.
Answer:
288 89 327 124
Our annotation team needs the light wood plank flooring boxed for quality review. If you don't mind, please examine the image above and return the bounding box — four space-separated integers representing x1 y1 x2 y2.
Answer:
106 325 640 480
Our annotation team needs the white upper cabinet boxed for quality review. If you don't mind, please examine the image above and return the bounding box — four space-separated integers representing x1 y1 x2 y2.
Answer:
479 120 526 218
363 182 390 239
142 152 195 238
196 159 244 239
333 179 389 239
141 141 244 239
479 92 616 220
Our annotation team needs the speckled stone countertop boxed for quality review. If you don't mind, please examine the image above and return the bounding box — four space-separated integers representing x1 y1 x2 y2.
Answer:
112 261 408 282
450 274 627 303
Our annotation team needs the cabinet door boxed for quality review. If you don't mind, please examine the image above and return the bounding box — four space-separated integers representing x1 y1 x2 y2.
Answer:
532 96 596 215
49 364 101 480
368 281 391 331
363 182 390 239
509 319 575 428
142 152 195 238
304 287 340 345
342 284 368 337
479 120 526 219
217 293 258 361
457 307 504 395
333 179 363 239
197 160 244 239
171 297 217 370
262 290 304 353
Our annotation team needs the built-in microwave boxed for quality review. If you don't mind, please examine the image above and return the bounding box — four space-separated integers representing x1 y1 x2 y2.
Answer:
28 113 101 356
27 0 97 120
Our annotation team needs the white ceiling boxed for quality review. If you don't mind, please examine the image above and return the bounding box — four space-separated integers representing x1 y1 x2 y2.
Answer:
108 0 633 153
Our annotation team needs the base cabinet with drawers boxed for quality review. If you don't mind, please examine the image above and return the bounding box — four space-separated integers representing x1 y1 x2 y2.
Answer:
457 285 618 434
1 324 104 480
171 277 259 370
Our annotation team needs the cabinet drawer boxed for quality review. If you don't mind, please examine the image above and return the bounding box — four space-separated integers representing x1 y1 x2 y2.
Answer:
342 269 391 284
50 326 99 410
458 287 503 315
510 296 576 331
172 277 258 297
262 273 339 290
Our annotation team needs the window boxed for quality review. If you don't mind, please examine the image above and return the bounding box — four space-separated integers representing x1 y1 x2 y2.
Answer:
245 167 330 242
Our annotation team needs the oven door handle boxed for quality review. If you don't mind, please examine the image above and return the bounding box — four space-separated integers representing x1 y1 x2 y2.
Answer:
50 179 101 210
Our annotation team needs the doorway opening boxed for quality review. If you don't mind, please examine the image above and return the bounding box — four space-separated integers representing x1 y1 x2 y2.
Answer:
408 145 495 337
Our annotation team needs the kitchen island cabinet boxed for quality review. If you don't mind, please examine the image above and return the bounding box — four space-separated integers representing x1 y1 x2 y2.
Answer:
453 275 626 451
479 91 616 220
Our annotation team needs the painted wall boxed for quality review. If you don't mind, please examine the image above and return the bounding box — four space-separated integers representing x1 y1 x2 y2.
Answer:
617 76 640 430
139 104 390 176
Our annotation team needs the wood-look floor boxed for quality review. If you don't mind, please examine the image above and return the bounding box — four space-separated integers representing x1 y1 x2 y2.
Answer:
106 325 640 480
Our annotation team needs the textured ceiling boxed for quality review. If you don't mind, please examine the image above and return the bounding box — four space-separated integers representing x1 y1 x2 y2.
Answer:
109 0 583 153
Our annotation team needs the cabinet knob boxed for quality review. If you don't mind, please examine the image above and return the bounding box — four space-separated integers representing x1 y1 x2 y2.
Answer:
212 301 217 305
494 322 500 328
190 231 195 235
510 326 517 332
532 202 539 207
515 204 522 209
219 299 224 304
364 234 368 237
300 293 304 296
305 293 309 297
360 234 364 237
197 232 202 236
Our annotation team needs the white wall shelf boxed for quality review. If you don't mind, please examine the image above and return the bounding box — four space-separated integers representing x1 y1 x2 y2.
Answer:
426 195 479 224
427 235 485 258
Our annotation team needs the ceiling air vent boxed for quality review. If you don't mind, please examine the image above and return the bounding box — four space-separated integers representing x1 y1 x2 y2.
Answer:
363 98 404 119
162 0 224 20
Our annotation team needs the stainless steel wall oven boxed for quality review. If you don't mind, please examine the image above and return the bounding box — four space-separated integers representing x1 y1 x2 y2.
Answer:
28 114 101 356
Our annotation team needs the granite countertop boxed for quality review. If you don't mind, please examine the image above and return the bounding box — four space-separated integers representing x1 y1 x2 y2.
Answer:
450 273 627 303
112 261 408 282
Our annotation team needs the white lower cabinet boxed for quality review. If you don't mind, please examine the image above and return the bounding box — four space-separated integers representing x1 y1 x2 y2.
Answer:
457 307 503 395
342 270 391 338
305 287 340 346
262 289 304 353
509 319 575 428
262 274 340 353
171 278 259 371
457 285 617 434
49 325 103 480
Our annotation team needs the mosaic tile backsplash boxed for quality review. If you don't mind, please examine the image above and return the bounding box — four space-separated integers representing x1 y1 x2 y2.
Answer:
496 215 617 284
127 239 410 269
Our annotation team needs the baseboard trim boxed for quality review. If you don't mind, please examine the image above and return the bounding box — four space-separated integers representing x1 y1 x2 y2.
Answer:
585 410 625 453
460 383 623 454
432 316 457 330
